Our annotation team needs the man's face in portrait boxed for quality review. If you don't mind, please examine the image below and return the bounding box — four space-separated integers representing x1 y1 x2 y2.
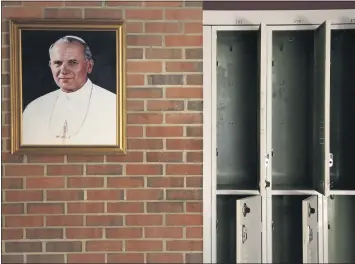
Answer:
49 40 94 93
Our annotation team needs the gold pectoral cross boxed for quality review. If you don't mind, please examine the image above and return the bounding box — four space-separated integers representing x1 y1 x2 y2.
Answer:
56 120 68 144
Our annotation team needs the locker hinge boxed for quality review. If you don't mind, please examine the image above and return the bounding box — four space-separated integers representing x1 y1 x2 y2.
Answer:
265 180 270 188
216 148 218 156
265 153 270 167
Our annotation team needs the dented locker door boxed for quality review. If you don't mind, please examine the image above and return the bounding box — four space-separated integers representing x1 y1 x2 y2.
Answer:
313 20 331 195
302 196 320 263
236 196 262 263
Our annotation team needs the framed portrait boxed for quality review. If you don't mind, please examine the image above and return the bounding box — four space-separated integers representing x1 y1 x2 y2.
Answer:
9 19 126 154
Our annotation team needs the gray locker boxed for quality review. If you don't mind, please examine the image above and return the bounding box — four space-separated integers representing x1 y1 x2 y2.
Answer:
204 10 355 264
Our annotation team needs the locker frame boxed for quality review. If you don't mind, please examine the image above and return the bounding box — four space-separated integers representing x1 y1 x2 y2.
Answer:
203 9 355 264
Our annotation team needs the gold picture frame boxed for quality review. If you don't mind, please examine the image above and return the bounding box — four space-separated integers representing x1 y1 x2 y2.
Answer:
9 19 126 155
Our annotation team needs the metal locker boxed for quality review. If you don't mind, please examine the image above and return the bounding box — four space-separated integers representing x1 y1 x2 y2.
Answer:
236 196 262 263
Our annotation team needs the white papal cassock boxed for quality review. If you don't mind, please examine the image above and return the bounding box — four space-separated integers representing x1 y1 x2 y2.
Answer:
22 79 117 145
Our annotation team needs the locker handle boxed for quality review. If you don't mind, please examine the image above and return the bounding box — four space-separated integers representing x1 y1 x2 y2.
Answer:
242 203 251 217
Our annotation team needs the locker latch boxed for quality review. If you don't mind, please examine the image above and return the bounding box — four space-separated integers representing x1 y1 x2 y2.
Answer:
242 203 251 217
265 153 270 167
242 224 248 243
329 153 334 167
308 205 315 217
308 225 314 243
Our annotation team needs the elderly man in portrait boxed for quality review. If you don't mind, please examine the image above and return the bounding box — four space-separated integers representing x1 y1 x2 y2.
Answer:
22 36 117 145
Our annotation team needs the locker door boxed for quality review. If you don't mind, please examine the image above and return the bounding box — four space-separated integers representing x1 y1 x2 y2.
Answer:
236 196 262 263
313 20 331 195
302 196 320 263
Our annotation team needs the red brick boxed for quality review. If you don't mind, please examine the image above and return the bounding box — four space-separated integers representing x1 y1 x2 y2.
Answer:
187 152 203 162
147 100 184 111
87 190 123 200
186 126 203 137
146 152 183 163
86 240 123 252
26 228 63 239
126 9 163 20
186 227 203 238
127 100 145 111
2 229 23 240
166 189 202 200
2 178 23 189
165 9 202 21
23 1 63 6
126 189 163 200
27 155 64 163
5 216 43 227
166 214 202 226
27 203 64 214
86 165 122 175
66 228 103 239
128 139 163 149
65 1 102 6
187 176 202 187
127 126 144 137
27 254 65 263
2 254 24 263
184 22 202 34
125 214 163 226
46 215 83 226
146 48 182 59
127 113 163 124
147 177 185 188
167 139 202 150
127 74 145 86
186 202 202 212
106 1 141 6
147 253 184 263
47 165 83 176
5 241 42 252
84 8 122 19
68 253 105 264
166 87 202 98
46 241 82 252
5 190 43 202
67 177 104 188
107 253 144 263
5 165 44 176
46 190 84 201
166 164 202 175
127 88 162 98
144 1 182 7
146 126 183 137
26 177 65 189
67 155 104 163
145 22 182 33
147 202 183 213
165 35 202 47
126 22 143 33
107 177 144 188
67 202 105 214
165 113 202 124
166 240 202 251
186 253 203 263
127 61 162 73
127 35 162 46
106 151 144 162
145 227 183 239
166 62 202 72
126 240 163 251
44 8 82 18
2 203 24 214
2 7 43 18
107 202 144 213
1 153 24 163
106 227 142 239
86 215 123 226
126 164 162 175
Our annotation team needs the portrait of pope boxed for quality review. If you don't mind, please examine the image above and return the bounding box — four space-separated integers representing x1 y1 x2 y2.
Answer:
21 32 118 146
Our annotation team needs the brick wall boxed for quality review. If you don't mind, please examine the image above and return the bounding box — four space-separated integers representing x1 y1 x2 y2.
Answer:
1 1 203 263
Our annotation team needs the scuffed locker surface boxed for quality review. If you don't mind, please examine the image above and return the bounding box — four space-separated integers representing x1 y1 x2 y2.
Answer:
329 29 355 190
216 31 259 190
